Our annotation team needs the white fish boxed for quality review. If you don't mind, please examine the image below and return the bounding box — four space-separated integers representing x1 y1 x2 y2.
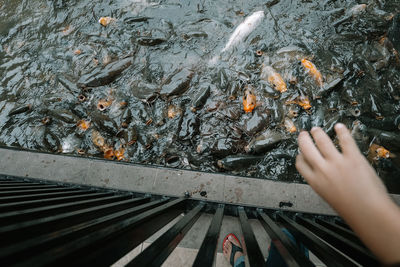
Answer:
221 11 265 53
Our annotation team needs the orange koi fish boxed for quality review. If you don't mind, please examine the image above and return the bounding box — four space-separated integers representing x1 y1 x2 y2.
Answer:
284 117 297 133
369 144 392 160
76 120 90 131
260 65 287 93
98 17 115 27
97 98 113 111
243 88 257 113
114 147 125 161
285 96 312 110
301 59 323 87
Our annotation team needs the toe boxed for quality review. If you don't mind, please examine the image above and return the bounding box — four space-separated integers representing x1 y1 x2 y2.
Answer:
228 236 241 248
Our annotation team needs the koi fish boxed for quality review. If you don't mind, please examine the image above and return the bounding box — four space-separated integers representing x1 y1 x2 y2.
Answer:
113 147 125 161
99 17 115 27
243 88 257 113
284 117 297 133
368 144 394 161
97 98 113 111
221 11 265 53
301 59 323 87
285 96 312 110
76 120 90 131
260 65 287 93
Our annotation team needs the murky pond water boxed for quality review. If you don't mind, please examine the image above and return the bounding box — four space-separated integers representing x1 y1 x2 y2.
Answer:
1 0 400 191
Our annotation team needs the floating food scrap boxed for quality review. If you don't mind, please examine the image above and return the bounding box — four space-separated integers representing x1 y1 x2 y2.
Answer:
301 58 323 87
284 117 297 133
97 98 113 111
243 87 256 113
77 120 91 131
74 49 81 55
260 65 287 93
99 17 115 27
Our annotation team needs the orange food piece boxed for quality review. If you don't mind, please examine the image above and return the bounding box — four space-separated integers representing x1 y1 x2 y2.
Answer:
77 120 90 131
74 49 81 55
114 147 125 161
243 89 256 113
284 118 297 133
301 59 323 87
99 17 114 27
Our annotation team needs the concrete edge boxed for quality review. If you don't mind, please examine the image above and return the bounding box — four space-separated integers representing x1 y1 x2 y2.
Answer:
2 147 398 216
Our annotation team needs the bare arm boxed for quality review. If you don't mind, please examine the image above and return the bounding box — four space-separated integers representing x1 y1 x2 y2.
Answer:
296 123 400 264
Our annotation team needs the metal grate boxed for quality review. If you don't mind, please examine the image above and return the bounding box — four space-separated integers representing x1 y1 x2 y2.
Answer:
0 175 378 266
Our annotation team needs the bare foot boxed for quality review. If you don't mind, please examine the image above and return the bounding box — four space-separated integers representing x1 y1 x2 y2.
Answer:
223 235 244 266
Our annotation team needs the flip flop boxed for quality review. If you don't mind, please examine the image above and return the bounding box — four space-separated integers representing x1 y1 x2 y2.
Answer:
222 233 244 266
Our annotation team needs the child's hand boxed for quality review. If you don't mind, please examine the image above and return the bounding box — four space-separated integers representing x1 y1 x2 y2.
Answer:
296 123 400 264
296 123 387 216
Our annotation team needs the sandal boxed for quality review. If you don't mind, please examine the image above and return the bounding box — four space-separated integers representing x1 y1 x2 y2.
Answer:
222 233 244 266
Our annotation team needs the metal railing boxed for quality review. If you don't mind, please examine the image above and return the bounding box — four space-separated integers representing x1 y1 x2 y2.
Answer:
0 174 377 266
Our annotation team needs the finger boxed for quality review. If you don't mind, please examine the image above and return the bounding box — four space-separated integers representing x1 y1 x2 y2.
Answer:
295 154 316 184
310 127 341 159
335 123 360 156
298 131 325 168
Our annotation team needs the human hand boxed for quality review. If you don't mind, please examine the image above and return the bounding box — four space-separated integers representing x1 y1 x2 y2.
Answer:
295 123 388 216
296 123 400 264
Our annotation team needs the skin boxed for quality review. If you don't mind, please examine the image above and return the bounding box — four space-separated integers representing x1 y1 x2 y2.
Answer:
296 123 400 264
223 235 244 264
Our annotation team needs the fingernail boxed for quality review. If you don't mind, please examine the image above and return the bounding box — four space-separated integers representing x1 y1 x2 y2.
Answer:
311 126 318 132
335 123 345 129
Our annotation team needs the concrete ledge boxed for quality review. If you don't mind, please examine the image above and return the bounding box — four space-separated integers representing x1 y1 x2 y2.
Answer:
3 147 395 216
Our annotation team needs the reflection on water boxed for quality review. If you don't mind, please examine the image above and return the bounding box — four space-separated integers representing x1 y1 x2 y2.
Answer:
0 0 400 191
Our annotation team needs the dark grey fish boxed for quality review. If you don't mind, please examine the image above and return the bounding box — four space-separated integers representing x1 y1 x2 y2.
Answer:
265 0 280 8
388 14 400 55
242 111 269 135
191 84 210 111
217 155 263 170
124 16 150 23
57 75 80 93
182 31 208 39
137 37 166 46
160 68 193 97
91 111 119 135
315 76 343 98
77 57 133 88
8 104 32 116
367 128 400 150
245 129 288 153
45 109 78 124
